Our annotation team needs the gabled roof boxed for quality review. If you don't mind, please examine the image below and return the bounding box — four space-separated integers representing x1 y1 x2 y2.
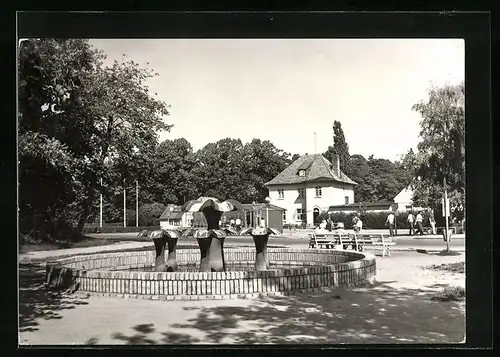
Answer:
394 186 413 203
159 204 184 221
264 154 357 186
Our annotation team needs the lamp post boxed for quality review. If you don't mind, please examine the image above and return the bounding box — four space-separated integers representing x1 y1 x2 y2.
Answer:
265 196 271 228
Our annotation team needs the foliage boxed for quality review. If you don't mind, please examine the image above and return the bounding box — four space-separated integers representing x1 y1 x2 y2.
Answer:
18 39 171 241
191 138 292 203
138 202 166 226
150 138 199 204
411 83 465 218
323 120 351 175
82 225 161 234
346 154 411 203
242 139 292 202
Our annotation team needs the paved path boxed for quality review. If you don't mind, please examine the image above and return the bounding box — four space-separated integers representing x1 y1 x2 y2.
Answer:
19 251 465 345
20 234 465 262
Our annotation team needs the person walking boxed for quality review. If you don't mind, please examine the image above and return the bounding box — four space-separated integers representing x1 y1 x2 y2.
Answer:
407 211 415 236
415 211 424 235
428 209 436 235
386 212 395 236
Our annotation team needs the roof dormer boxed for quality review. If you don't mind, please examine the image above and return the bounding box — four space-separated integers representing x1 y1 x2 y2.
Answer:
298 169 306 177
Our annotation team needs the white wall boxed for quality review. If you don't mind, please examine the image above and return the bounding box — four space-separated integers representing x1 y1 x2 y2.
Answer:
268 184 306 224
269 181 355 226
159 212 193 230
305 182 355 225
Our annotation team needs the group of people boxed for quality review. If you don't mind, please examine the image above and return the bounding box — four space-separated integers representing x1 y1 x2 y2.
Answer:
385 209 436 236
314 208 437 238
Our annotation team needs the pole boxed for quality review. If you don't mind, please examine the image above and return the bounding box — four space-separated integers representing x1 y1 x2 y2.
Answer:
266 205 269 228
123 179 126 228
100 178 103 228
444 178 450 251
136 179 139 228
314 132 317 154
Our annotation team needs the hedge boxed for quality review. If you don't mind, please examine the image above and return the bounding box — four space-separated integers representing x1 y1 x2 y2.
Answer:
82 225 161 234
317 211 440 230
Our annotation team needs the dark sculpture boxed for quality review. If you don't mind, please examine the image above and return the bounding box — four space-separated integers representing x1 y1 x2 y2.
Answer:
240 226 280 271
150 229 180 272
179 197 238 272
149 197 281 273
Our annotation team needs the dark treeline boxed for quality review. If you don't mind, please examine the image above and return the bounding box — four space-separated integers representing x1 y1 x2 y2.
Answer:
18 39 464 242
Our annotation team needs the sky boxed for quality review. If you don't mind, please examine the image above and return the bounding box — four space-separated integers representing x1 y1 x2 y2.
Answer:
89 39 464 162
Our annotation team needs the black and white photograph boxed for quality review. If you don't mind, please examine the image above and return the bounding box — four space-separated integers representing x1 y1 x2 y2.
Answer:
17 13 482 347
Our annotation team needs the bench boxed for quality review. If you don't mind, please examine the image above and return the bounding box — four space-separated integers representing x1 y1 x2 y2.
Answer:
352 233 395 257
308 233 347 250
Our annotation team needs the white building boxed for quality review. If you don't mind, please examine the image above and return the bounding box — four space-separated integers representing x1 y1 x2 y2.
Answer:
393 186 414 212
159 204 193 230
265 154 357 226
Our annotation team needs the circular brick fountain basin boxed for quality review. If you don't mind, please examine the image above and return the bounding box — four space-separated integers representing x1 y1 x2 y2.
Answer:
45 248 376 300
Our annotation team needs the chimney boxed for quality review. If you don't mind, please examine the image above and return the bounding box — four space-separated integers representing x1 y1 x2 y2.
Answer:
335 155 340 176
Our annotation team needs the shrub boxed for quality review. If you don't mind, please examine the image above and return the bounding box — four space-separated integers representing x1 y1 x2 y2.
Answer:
431 286 465 301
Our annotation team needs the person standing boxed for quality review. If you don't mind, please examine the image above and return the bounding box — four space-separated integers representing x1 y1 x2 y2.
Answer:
428 209 436 235
355 216 363 232
326 217 333 232
407 211 415 236
352 213 359 229
415 211 424 235
386 212 395 236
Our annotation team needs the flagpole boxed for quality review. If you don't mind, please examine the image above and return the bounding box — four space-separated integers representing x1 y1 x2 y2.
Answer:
444 177 450 251
123 179 126 228
136 179 139 228
100 178 103 228
314 132 317 154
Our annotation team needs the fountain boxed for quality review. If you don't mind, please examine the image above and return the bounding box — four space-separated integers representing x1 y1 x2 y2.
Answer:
45 196 377 300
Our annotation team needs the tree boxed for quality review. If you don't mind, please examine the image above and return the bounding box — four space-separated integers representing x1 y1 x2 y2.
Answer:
18 39 105 240
243 139 292 201
151 138 199 204
347 154 411 203
18 39 171 239
193 138 257 202
323 120 351 175
411 83 465 217
139 202 166 226
347 154 371 201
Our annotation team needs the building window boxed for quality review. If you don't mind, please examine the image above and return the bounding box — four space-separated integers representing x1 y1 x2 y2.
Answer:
315 186 322 197
298 188 305 198
345 196 349 204
278 189 284 199
282 211 286 222
298 170 305 177
295 208 306 221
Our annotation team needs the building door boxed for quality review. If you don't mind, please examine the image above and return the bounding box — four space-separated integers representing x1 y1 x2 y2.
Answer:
313 207 320 225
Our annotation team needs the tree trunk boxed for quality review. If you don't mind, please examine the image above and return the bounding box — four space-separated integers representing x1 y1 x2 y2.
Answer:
76 190 95 233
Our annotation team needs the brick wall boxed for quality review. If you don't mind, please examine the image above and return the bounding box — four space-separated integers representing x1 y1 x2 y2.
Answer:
46 248 376 300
